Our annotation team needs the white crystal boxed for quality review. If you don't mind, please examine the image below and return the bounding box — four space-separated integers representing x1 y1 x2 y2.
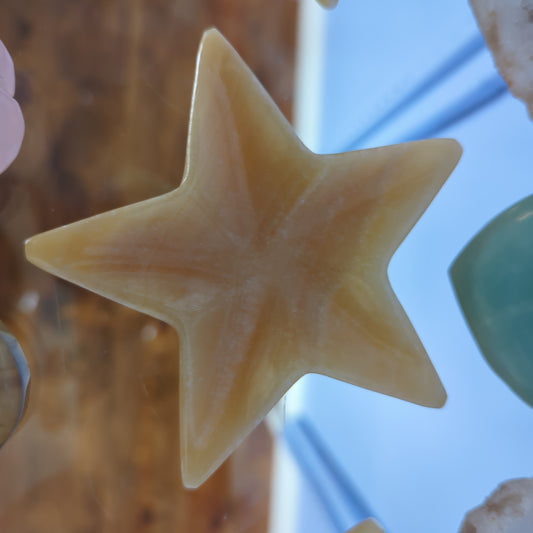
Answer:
459 478 533 533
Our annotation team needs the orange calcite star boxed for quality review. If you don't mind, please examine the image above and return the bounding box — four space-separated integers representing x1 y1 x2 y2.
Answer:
25 28 461 488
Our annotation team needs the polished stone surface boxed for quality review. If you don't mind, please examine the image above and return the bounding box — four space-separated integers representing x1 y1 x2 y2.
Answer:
450 194 533 408
27 27 459 488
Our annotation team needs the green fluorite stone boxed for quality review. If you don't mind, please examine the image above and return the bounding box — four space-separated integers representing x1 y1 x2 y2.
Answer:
450 194 533 408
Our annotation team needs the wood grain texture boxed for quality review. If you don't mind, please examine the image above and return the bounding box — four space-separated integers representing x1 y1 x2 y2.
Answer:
0 1 296 531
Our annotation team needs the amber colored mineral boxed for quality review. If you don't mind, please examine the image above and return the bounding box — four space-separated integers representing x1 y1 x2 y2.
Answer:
26 28 461 488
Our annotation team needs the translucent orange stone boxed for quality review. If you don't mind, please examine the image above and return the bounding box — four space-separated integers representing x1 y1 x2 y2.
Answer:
25 29 461 487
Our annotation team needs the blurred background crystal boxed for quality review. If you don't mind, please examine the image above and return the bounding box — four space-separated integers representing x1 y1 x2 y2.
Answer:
0 321 30 446
0 39 24 175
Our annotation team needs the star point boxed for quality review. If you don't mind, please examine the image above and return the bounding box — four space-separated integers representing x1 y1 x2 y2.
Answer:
25 28 461 488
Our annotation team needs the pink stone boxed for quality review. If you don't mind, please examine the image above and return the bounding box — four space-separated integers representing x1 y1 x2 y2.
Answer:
0 39 24 174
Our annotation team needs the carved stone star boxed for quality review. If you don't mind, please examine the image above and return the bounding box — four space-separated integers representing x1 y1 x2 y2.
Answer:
25 29 461 488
